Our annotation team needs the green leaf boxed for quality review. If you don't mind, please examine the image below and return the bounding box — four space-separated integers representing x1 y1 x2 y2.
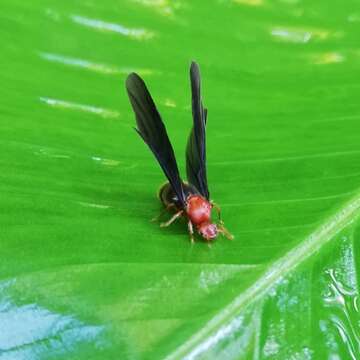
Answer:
2 0 360 359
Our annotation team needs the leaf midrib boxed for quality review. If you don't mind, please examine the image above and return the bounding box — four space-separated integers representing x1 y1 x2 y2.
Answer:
166 190 360 359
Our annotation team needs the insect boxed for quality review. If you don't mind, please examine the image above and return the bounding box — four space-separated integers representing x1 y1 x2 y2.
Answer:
125 62 233 242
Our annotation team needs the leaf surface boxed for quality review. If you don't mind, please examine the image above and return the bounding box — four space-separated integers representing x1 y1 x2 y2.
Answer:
1 0 360 359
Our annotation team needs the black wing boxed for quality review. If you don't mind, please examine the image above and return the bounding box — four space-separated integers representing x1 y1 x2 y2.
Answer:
126 73 186 206
186 61 209 199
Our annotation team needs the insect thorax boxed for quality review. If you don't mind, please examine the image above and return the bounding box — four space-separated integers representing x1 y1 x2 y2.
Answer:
158 182 199 209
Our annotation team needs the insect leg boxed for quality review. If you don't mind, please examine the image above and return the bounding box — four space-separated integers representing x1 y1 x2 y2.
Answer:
160 210 183 227
211 201 223 223
218 224 234 240
187 220 195 243
151 203 176 222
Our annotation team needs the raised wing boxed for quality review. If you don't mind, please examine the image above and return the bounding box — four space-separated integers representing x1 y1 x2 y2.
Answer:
126 73 185 206
186 61 209 199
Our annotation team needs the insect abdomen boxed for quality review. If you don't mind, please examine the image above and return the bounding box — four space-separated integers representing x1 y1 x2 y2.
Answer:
159 182 198 208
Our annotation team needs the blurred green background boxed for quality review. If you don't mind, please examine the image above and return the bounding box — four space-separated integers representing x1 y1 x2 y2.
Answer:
1 0 360 358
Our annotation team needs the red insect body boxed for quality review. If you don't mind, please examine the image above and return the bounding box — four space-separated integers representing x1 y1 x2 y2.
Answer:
157 182 233 241
185 195 217 241
186 195 211 224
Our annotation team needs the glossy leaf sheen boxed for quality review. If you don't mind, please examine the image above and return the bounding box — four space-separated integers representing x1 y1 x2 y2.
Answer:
1 0 360 359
